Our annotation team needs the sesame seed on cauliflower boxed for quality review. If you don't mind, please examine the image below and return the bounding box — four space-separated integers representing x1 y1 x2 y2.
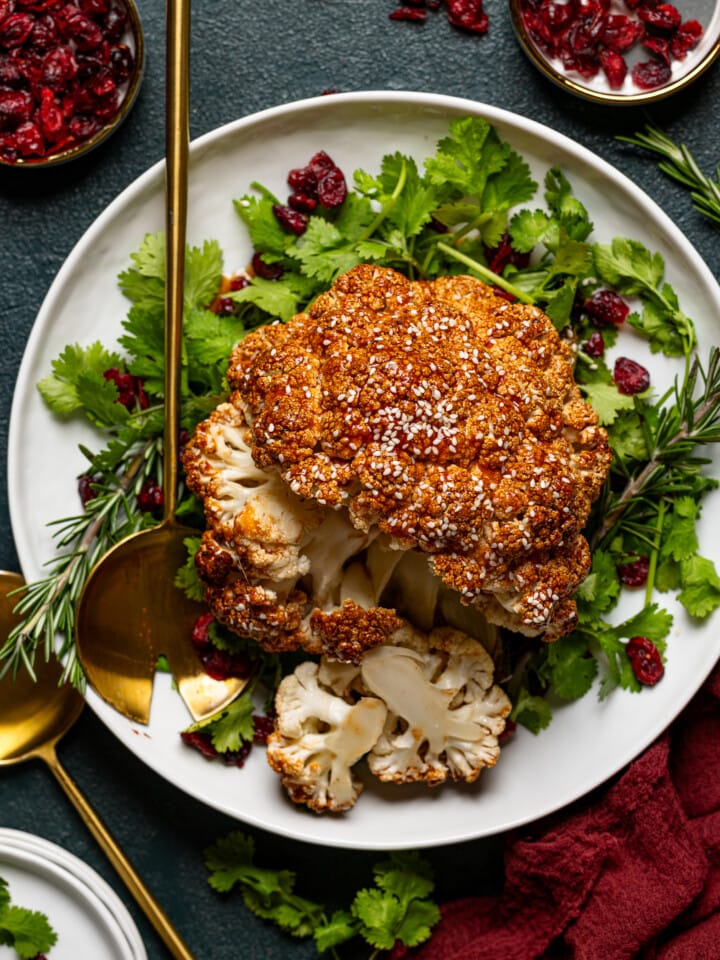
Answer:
183 263 611 658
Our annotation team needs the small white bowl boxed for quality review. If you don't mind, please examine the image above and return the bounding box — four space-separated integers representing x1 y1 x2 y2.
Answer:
509 0 720 104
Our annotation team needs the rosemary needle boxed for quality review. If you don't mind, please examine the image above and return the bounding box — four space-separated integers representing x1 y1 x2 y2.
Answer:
619 124 720 228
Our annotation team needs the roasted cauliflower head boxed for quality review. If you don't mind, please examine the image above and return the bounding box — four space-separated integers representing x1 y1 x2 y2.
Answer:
183 263 611 656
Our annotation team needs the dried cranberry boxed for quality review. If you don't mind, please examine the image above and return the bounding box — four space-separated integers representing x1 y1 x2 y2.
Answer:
251 251 284 280
446 0 489 33
108 40 132 80
498 718 517 741
613 356 650 395
288 190 317 213
103 365 147 409
80 0 110 16
582 330 605 357
272 202 308 235
68 111 100 137
670 19 703 58
229 274 249 291
643 35 670 63
214 296 238 316
65 10 103 49
599 47 627 87
287 165 318 196
191 611 214 648
307 149 336 178
29 13 60 49
14 118 43 154
0 13 35 49
601 14 644 51
78 473 99 505
252 713 275 744
584 289 629 326
0 54 22 87
87 63 114 96
0 86 33 124
631 57 672 89
40 44 77 87
137 478 163 515
317 165 347 208
626 635 664 685
539 0 576 32
389 5 428 21
485 234 531 273
0 130 17 160
38 87 65 139
102 4 127 41
617 555 649 587
638 2 681 33
180 729 253 767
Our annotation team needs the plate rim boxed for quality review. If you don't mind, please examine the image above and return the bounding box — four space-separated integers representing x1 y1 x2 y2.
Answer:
0 829 147 959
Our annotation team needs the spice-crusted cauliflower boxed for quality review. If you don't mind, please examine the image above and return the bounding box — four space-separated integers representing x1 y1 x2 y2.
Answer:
268 624 511 812
184 263 611 650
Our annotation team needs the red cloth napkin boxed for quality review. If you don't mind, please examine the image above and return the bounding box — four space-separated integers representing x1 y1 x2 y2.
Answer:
393 664 720 960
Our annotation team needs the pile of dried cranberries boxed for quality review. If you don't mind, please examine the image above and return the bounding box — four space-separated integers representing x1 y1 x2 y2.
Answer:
0 0 139 164
517 0 703 90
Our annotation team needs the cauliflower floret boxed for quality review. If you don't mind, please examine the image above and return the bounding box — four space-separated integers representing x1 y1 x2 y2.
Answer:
361 625 511 786
267 623 511 811
184 264 612 652
266 660 387 813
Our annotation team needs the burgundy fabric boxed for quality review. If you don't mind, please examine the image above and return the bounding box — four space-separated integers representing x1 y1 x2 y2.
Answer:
393 663 720 960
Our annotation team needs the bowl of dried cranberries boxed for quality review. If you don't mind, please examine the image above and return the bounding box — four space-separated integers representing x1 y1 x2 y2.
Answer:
0 0 143 166
510 0 720 103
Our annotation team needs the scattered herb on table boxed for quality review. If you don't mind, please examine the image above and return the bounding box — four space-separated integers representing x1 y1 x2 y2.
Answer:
2 115 720 741
619 124 720 229
204 831 440 957
0 875 57 959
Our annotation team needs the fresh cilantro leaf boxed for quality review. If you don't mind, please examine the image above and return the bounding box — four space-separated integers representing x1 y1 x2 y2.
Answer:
313 909 357 952
0 878 58 959
677 554 720 618
205 832 324 939
539 633 598 700
593 238 695 355
544 167 593 240
184 239 224 311
511 686 552 733
37 341 127 423
173 536 204 602
186 691 256 754
230 276 303 322
294 219 364 284
117 232 166 311
606 410 649 463
660 497 699 562
351 852 439 951
234 189 288 256
510 208 552 253
596 604 672 698
575 548 621 621
580 381 637 424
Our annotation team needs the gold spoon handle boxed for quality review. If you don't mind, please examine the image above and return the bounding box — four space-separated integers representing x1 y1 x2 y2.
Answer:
163 0 190 523
41 745 196 960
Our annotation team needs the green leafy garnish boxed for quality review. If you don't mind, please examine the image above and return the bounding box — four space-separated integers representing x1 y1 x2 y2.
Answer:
0 876 58 959
204 832 439 957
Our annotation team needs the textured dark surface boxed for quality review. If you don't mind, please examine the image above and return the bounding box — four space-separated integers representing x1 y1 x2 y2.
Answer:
1 1 719 957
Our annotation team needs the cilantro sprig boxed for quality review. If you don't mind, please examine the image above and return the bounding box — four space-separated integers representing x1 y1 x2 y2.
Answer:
204 831 440 957
0 876 58 959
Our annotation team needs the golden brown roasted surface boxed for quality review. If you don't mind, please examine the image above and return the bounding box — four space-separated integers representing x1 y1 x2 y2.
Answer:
183 264 612 653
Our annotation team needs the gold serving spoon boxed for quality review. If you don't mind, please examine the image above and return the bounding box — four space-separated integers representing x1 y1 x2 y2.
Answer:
74 0 244 724
0 570 196 960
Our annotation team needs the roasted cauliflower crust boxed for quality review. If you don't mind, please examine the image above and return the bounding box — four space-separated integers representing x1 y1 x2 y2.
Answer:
360 625 512 787
227 265 612 639
266 660 387 813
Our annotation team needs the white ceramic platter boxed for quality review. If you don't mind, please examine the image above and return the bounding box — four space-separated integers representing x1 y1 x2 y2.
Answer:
8 91 720 850
0 830 146 959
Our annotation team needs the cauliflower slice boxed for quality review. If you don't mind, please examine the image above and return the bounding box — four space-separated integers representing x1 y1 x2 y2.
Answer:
361 625 511 787
266 660 387 813
268 623 510 812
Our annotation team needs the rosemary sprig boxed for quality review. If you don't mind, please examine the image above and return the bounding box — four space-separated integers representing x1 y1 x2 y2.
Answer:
0 435 162 687
619 124 720 227
591 347 720 550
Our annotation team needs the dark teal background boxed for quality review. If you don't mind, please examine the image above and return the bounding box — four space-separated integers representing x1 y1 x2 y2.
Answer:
1 2 719 957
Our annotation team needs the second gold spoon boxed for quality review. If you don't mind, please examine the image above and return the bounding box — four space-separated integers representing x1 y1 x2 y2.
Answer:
73 0 245 724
